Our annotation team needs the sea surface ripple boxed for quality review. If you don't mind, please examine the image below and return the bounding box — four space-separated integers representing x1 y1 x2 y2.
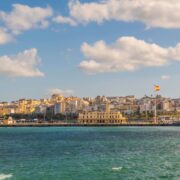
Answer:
0 127 180 179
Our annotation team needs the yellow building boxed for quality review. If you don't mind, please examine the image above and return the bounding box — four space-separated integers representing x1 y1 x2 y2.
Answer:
17 99 41 114
0 106 16 116
3 117 16 125
78 104 127 124
0 107 4 117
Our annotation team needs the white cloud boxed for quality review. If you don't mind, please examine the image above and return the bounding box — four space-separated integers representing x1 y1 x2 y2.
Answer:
161 75 171 80
79 36 180 73
49 88 74 96
0 28 13 44
0 48 44 77
0 4 53 35
67 0 180 28
53 15 77 26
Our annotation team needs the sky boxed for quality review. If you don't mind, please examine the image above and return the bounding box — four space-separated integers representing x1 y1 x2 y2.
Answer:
1 0 180 101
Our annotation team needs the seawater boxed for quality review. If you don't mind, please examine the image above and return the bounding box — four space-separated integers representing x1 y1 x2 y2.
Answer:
0 127 180 180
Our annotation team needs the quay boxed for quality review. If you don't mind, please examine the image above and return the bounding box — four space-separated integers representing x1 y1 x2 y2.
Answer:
0 122 180 127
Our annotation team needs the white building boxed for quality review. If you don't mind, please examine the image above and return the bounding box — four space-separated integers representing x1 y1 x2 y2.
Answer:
162 100 173 111
54 102 66 114
34 105 47 114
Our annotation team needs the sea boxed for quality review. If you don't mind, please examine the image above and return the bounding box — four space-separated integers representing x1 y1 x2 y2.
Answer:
0 127 179 180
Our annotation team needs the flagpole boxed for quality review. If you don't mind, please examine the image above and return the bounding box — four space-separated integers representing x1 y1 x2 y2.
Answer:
155 94 157 123
154 85 160 124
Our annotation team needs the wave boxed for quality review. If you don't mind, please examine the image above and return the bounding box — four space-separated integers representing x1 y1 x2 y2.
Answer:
112 167 122 171
0 174 13 180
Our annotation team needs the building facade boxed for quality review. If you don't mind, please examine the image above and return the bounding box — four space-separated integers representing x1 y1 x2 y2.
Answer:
78 111 127 124
78 104 127 124
54 102 66 114
3 117 16 125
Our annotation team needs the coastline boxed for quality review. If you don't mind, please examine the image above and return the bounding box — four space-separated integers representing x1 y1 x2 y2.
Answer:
0 123 180 127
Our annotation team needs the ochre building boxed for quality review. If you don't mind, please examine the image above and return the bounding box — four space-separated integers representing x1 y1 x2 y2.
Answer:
78 111 127 124
78 104 127 124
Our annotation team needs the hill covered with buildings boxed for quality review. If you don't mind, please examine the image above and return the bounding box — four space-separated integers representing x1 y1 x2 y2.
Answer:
1 94 180 124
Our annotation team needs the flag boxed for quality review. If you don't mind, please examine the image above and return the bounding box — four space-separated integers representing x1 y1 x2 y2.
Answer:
154 85 160 91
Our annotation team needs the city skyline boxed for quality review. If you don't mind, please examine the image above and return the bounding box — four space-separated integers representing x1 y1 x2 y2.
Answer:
1 0 180 101
0 93 178 103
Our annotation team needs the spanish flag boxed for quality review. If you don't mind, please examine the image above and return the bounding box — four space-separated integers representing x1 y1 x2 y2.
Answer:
154 85 160 91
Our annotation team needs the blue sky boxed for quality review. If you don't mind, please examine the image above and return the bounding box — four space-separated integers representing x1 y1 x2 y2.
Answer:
1 0 180 101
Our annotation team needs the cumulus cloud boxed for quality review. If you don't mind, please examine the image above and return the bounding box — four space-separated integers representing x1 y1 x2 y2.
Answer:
0 48 44 77
64 0 180 28
0 4 53 35
79 36 180 73
49 88 74 96
0 28 13 44
53 15 77 26
161 75 171 80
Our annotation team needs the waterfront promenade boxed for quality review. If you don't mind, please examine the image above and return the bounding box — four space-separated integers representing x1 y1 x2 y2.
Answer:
0 122 179 127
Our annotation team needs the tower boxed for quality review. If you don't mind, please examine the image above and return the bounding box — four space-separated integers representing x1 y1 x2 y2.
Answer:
105 102 110 113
